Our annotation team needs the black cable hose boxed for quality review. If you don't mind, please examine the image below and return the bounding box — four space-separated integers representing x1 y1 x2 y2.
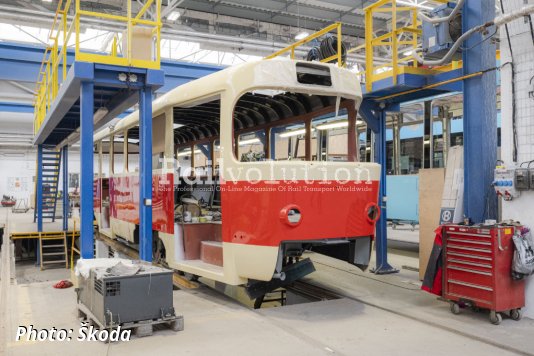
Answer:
305 36 347 64
319 36 347 64
306 46 321 61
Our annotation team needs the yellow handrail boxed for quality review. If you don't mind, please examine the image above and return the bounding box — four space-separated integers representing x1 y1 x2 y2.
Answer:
364 0 420 92
265 22 345 68
34 0 162 136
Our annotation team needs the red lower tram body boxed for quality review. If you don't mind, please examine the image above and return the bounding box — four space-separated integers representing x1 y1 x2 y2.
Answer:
94 173 380 291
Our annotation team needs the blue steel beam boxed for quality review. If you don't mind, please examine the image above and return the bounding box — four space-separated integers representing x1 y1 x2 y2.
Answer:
0 42 221 88
33 61 94 145
139 87 153 262
0 102 34 113
62 146 69 231
462 0 497 222
197 143 210 158
80 81 94 259
358 99 399 274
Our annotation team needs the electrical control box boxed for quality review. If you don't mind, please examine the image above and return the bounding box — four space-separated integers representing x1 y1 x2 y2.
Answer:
514 168 530 191
494 166 520 200
422 3 462 60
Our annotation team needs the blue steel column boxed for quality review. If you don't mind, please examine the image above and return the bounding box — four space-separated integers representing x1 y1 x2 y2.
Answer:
139 87 153 262
62 146 69 231
80 81 94 258
462 0 497 223
372 109 398 274
36 145 43 232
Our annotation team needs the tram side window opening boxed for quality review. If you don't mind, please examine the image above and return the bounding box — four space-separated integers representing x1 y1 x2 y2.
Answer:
232 91 359 163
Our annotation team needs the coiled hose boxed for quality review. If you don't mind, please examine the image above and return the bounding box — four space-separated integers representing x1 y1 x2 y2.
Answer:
306 46 321 61
306 36 347 65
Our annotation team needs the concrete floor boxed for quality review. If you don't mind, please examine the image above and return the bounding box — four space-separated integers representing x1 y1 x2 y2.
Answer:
1 207 533 356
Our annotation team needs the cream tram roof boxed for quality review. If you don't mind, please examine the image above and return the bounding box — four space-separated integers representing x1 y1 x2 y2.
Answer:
94 59 363 144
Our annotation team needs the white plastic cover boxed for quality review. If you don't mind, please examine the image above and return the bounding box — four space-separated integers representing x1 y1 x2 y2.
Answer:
75 258 137 279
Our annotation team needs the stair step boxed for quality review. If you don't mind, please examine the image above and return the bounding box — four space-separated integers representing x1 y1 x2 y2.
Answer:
200 240 223 267
42 260 66 264
42 244 65 248
42 252 65 256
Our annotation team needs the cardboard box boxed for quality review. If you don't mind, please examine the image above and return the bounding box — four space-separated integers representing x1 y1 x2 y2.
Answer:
122 27 155 62
418 168 445 280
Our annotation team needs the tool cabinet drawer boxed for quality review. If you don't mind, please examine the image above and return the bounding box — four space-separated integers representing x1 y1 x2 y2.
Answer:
446 264 493 287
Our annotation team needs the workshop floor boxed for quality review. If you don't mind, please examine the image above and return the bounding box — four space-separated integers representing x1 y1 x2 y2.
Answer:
1 249 533 355
1 207 533 356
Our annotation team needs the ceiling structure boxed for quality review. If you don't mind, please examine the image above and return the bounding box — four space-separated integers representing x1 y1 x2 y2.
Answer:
0 0 487 150
0 0 451 62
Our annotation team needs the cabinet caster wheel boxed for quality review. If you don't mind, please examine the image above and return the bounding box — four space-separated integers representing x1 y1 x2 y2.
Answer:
450 302 460 315
490 311 502 325
510 309 522 321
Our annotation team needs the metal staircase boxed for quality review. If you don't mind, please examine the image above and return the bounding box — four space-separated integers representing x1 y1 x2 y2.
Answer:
34 149 61 222
39 232 68 270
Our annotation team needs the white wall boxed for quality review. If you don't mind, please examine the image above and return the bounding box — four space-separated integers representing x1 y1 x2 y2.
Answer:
0 148 81 203
0 146 141 205
500 0 534 318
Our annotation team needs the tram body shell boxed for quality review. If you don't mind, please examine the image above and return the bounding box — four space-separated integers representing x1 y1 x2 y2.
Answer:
94 59 381 286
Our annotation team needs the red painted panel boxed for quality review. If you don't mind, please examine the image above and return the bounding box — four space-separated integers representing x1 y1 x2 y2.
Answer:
109 173 174 234
221 180 379 246
93 179 101 212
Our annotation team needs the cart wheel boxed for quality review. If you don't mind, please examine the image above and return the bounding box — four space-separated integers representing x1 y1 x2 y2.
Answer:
510 309 522 321
450 302 460 315
489 311 502 325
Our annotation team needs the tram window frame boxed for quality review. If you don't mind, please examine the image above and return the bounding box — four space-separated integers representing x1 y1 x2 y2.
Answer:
236 130 266 162
109 134 122 175
231 92 358 163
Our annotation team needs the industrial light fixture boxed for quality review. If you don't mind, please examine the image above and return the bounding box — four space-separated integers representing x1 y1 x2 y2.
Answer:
280 128 309 138
168 11 181 21
317 121 349 130
173 123 183 129
316 119 365 130
177 149 201 157
42 0 52 2
295 31 310 40
396 0 433 10
93 107 109 123
239 138 260 146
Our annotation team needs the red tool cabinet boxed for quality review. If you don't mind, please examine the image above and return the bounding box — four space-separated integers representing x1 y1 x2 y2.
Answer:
443 225 525 325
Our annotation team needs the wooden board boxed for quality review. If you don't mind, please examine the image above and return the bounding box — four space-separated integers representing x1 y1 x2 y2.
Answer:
418 168 445 280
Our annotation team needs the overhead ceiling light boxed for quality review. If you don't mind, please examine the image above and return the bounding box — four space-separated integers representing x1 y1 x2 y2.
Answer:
396 1 434 10
93 107 109 124
42 0 52 2
239 138 260 146
177 149 201 157
168 11 181 21
295 32 310 40
317 121 349 130
173 123 183 129
280 128 310 138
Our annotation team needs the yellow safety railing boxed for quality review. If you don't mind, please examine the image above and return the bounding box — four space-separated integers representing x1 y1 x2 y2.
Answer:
34 0 162 135
363 0 421 92
265 22 345 67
